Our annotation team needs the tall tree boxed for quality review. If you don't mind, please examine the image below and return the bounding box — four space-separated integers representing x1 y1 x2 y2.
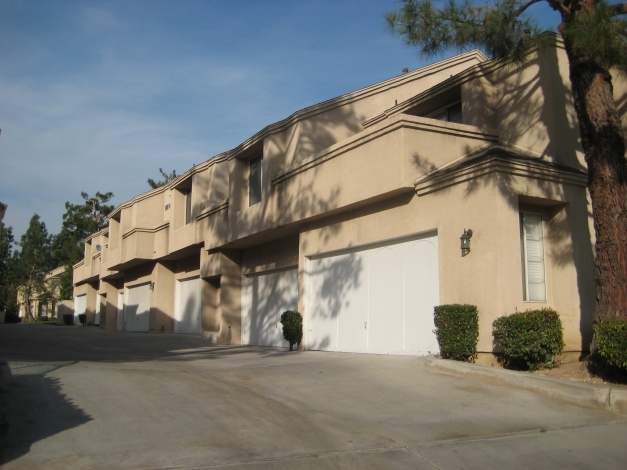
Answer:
17 215 53 322
148 168 178 189
51 191 115 300
0 226 19 314
387 0 627 328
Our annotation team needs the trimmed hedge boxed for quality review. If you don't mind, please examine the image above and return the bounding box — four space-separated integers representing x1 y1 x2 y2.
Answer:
595 319 627 369
433 304 479 362
280 310 303 351
493 308 564 371
63 313 73 326
78 313 86 326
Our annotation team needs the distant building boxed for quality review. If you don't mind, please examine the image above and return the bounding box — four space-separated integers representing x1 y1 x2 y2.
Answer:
17 266 65 321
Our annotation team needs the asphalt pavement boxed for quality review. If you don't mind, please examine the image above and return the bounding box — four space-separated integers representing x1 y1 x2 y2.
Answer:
1 323 626 469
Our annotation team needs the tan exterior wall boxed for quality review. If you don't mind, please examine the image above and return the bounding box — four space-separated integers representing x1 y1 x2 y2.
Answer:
72 41 619 354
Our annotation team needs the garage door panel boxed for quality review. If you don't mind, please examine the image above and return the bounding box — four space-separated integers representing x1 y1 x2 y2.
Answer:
124 284 151 332
175 277 201 334
243 268 298 347
404 241 440 354
74 294 86 326
309 253 368 351
368 248 403 352
117 292 124 331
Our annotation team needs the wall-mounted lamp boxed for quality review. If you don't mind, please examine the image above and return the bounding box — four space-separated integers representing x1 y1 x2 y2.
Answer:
460 229 473 257
149 282 155 291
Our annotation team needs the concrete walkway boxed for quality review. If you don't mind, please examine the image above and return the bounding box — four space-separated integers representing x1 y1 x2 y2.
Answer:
1 324 626 469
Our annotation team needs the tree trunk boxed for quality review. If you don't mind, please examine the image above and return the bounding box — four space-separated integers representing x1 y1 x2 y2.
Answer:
562 34 627 326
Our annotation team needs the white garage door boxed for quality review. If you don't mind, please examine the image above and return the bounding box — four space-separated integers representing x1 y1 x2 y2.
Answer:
307 234 439 355
175 277 202 334
95 294 103 326
124 283 151 332
241 268 298 347
74 294 86 326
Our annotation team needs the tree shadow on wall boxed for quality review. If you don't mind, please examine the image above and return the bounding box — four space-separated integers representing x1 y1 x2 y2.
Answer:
0 367 92 465
410 44 597 351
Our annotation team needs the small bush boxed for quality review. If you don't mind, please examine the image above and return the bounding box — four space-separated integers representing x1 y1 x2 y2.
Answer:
78 313 86 326
433 304 479 362
595 319 627 369
63 313 73 326
493 308 564 371
280 310 303 351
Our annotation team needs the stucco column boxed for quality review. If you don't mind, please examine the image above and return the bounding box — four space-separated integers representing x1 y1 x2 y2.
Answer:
84 282 98 326
151 261 175 333
217 250 242 345
201 277 221 343
102 280 120 332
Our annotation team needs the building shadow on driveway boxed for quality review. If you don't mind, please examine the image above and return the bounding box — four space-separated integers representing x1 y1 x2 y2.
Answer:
0 370 92 465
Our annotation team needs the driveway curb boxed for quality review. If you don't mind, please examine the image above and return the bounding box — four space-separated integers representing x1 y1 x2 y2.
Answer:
424 357 627 416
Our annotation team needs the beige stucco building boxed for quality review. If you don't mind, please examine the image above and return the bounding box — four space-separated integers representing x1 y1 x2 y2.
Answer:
17 265 65 321
73 38 627 356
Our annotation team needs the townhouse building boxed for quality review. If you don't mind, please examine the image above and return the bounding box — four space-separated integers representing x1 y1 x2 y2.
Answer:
73 37 627 356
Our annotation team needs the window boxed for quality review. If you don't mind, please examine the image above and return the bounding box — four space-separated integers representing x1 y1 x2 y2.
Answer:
520 213 546 301
429 102 462 124
249 154 262 206
185 188 192 224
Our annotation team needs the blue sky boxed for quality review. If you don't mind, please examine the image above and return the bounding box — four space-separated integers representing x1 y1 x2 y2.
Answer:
0 0 561 241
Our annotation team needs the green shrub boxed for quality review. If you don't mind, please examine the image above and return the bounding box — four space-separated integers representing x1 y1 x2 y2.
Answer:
492 308 564 371
433 304 479 362
595 319 627 369
280 310 303 351
63 313 73 326
78 313 86 326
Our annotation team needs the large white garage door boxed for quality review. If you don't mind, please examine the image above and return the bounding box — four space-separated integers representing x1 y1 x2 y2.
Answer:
175 277 201 334
124 283 151 332
74 294 86 326
307 234 439 355
242 268 298 347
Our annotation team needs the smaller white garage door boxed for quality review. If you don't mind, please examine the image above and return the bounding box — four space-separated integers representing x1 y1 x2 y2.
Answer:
124 283 151 332
241 268 298 347
175 277 202 334
74 294 86 326
95 294 104 326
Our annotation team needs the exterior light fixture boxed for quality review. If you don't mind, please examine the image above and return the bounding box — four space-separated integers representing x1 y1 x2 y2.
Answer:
460 229 473 257
149 282 155 291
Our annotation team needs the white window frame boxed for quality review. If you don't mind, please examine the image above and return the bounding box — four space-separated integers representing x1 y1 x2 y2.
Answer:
520 212 547 302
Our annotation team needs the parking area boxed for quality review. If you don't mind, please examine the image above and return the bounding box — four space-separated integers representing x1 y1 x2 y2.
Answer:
1 324 626 469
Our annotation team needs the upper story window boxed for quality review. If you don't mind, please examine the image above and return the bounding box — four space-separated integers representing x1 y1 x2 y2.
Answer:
185 188 192 224
429 102 462 124
249 154 262 206
520 213 546 302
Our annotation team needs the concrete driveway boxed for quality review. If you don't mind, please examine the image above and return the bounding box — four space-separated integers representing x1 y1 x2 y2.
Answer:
1 324 626 469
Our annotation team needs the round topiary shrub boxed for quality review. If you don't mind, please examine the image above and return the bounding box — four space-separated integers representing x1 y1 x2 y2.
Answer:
492 308 564 371
63 313 73 326
433 304 479 362
595 318 627 370
78 313 86 326
280 310 303 351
